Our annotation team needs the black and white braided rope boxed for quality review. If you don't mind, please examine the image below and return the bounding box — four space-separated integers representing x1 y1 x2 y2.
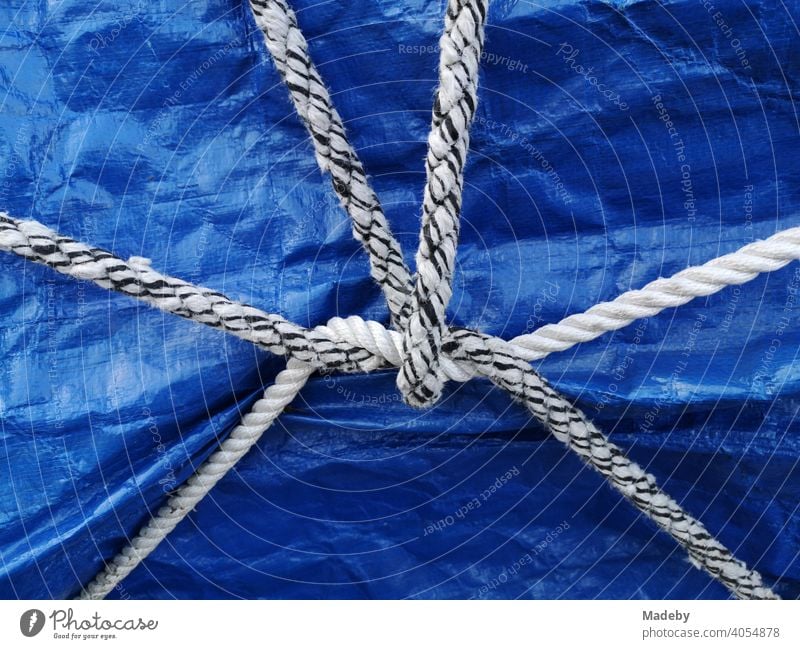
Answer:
398 0 488 408
447 330 778 600
0 214 387 375
248 0 413 327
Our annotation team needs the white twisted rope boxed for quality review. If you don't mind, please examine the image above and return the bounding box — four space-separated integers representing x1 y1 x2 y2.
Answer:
0 0 785 601
399 0 488 408
78 360 313 600
511 227 800 360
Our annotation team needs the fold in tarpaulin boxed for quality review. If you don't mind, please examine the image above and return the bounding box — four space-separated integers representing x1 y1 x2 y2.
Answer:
1 0 798 599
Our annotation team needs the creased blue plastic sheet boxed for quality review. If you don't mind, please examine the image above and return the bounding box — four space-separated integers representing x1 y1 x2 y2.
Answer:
0 0 798 599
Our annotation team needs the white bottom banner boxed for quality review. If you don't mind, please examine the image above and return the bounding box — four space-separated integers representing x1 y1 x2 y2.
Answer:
1 600 795 648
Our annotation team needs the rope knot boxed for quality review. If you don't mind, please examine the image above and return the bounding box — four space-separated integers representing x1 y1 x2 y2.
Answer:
397 312 449 408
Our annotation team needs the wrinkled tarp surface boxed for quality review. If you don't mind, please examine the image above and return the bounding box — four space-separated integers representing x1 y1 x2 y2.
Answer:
1 0 799 599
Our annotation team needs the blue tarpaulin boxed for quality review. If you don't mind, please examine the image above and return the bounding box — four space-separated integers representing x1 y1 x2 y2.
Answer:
1 0 798 599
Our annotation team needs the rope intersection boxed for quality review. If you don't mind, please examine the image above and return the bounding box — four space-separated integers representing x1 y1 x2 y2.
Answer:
0 0 791 600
